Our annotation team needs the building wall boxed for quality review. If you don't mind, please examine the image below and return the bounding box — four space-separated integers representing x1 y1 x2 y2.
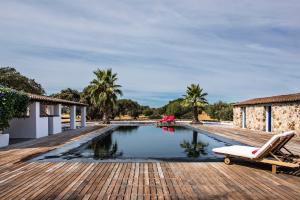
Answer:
7 117 37 138
233 102 300 134
233 107 242 127
48 116 62 135
271 102 300 133
245 105 266 131
5 102 49 139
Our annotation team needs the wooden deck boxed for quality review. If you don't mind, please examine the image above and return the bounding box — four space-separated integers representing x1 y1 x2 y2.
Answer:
0 125 300 199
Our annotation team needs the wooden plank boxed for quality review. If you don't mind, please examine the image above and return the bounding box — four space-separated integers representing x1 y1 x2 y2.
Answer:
0 124 300 199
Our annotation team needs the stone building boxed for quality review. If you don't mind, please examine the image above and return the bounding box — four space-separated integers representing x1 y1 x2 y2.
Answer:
233 93 300 134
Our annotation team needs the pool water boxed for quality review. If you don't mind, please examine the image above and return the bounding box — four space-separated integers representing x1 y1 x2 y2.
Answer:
57 126 234 161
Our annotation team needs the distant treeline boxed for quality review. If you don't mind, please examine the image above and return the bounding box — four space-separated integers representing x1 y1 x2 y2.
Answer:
0 67 233 121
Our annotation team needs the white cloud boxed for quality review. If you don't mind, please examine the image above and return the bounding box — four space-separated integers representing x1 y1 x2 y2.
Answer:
0 0 300 106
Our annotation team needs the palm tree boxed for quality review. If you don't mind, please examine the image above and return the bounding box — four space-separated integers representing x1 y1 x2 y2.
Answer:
91 134 121 159
180 131 208 158
183 84 208 123
88 68 122 124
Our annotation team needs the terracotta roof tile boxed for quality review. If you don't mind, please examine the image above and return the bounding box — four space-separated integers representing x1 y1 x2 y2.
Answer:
234 92 300 106
27 93 88 106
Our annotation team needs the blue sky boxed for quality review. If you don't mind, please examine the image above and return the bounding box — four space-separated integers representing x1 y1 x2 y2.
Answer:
0 0 299 107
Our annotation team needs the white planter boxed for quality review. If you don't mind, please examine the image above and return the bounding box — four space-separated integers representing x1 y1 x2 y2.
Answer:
0 133 9 148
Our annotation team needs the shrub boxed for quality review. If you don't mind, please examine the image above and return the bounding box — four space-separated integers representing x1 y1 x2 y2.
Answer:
143 109 154 116
205 101 233 121
0 86 30 131
148 114 162 119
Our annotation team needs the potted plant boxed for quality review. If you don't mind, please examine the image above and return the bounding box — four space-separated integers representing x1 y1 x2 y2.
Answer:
0 86 29 147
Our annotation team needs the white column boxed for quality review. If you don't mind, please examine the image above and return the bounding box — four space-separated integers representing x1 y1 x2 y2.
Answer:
49 104 62 134
54 104 62 116
32 102 48 138
81 107 87 127
30 102 40 137
30 101 39 119
70 105 76 129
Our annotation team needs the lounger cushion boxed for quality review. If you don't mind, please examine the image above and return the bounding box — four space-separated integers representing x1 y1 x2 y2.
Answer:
255 131 295 158
213 145 258 159
213 131 295 160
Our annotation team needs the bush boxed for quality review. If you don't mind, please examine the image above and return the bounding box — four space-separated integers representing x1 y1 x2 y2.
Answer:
148 114 162 119
181 111 193 119
0 86 30 131
166 101 183 118
143 109 154 116
205 101 233 121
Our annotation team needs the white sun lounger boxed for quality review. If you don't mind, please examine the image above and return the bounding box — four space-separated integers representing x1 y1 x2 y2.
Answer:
213 131 300 173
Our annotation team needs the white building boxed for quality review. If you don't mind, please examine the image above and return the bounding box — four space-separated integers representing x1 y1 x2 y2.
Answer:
4 93 87 140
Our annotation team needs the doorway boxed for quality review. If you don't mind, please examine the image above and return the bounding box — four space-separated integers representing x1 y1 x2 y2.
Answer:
242 107 246 128
266 105 272 132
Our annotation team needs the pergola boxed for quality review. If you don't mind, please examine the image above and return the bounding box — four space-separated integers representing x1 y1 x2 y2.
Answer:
6 94 88 139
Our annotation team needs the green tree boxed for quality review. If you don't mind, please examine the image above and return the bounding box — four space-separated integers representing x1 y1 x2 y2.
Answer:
51 88 81 102
116 99 141 119
205 101 233 121
143 108 154 116
0 86 30 131
81 85 102 120
88 68 122 124
166 101 183 118
183 84 208 123
0 67 45 95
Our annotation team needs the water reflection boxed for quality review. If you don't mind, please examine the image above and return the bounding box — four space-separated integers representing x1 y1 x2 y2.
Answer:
180 131 208 158
89 134 122 159
162 127 175 133
116 126 139 135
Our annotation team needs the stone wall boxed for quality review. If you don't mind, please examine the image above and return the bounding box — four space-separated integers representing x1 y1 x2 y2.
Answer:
272 102 300 134
233 105 265 131
233 102 300 134
245 105 266 131
233 107 242 127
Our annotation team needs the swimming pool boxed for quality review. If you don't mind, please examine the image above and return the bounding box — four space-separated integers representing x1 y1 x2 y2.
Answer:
34 125 241 162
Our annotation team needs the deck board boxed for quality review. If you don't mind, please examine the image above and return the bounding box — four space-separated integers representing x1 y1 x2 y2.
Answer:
0 125 300 199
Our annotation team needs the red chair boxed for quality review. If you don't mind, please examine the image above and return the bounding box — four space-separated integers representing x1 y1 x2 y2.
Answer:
166 115 175 123
159 115 168 123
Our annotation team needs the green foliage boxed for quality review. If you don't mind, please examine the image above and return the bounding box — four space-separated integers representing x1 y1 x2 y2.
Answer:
160 98 188 119
180 131 208 158
51 88 81 102
88 68 122 123
0 86 30 131
205 101 233 121
50 88 82 114
147 113 162 119
143 108 154 116
0 67 45 95
183 84 208 122
166 101 183 118
81 85 102 120
116 99 140 117
181 111 193 119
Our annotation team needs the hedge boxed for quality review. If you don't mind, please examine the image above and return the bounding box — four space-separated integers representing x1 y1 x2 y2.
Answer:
0 86 30 131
